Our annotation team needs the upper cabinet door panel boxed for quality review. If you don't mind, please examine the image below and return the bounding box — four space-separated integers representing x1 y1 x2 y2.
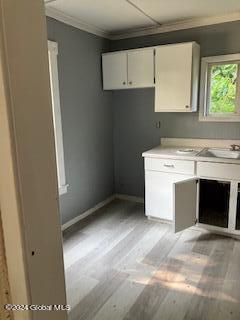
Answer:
155 43 192 111
155 42 200 112
102 52 127 90
127 49 154 88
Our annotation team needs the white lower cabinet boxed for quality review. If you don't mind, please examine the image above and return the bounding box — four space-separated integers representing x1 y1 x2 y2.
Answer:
145 158 195 175
144 157 240 235
197 161 240 180
145 171 196 222
145 170 197 233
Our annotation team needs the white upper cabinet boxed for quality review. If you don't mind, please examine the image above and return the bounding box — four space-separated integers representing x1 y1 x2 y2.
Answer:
102 48 154 90
155 42 200 112
102 42 200 112
102 52 127 90
127 49 154 88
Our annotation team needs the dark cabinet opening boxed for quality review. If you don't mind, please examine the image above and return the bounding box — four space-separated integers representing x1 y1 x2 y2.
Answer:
199 179 230 228
236 184 240 230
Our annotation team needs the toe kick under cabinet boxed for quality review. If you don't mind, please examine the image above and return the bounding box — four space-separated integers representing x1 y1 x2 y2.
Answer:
144 157 240 235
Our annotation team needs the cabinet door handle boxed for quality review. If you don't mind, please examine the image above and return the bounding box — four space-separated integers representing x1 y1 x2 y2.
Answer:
185 105 190 109
129 81 132 85
123 81 126 85
164 164 175 168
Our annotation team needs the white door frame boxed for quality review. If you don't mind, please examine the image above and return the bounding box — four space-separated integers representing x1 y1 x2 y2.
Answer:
0 1 67 319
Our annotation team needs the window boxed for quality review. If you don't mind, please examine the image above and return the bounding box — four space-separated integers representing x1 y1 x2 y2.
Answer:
199 53 240 122
48 41 68 195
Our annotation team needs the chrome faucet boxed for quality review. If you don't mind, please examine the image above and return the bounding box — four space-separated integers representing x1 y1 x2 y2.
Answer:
230 144 240 151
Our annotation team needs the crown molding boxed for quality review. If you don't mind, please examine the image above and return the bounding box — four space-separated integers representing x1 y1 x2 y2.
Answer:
45 7 109 39
45 7 240 41
109 11 240 40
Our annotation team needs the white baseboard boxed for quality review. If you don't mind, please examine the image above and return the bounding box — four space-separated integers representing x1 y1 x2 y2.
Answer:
61 195 115 231
147 216 172 224
61 193 144 231
115 193 144 204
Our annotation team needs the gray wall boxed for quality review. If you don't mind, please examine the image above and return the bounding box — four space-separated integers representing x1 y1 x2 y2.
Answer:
47 18 114 224
47 18 240 223
111 21 240 197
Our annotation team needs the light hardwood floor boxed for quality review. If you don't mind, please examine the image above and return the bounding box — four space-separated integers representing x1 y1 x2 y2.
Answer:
63 199 240 320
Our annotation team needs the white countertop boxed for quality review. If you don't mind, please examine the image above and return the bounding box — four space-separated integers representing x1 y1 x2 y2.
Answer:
142 145 240 165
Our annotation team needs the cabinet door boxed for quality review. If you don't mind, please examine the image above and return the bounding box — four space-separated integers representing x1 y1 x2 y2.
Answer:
145 171 175 221
173 178 198 233
145 171 195 221
127 49 154 88
102 52 127 90
155 43 197 112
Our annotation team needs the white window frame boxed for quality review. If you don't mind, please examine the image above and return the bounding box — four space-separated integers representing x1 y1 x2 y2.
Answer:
48 41 68 195
199 53 240 122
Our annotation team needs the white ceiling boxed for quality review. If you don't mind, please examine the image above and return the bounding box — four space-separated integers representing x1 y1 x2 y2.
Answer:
46 0 155 33
45 0 240 37
133 0 240 24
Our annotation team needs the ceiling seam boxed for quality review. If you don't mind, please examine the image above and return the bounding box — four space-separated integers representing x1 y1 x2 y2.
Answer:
125 0 162 26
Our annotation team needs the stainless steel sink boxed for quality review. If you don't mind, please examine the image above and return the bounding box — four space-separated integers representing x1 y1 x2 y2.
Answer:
197 148 240 159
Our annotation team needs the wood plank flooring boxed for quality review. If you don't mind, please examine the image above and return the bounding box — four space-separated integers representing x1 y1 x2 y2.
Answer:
63 199 240 320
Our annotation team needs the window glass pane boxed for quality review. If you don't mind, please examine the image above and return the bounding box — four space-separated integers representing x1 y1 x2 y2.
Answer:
209 63 238 114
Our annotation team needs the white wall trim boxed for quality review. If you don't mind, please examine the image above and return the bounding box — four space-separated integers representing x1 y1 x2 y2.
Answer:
199 53 240 123
48 40 69 196
61 193 145 231
45 7 240 40
110 11 240 40
115 193 144 203
61 195 115 231
48 39 58 54
46 7 109 39
59 184 69 196
61 192 240 238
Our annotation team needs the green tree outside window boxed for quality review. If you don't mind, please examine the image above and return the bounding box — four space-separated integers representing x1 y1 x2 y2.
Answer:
209 63 238 114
